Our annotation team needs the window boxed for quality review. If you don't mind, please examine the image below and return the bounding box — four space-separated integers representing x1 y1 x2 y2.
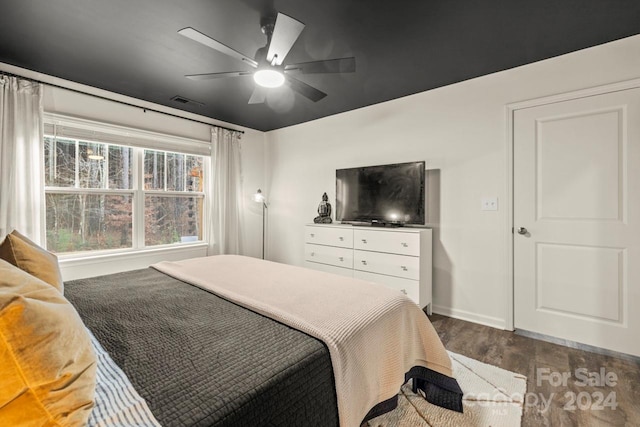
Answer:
143 149 204 246
44 135 205 254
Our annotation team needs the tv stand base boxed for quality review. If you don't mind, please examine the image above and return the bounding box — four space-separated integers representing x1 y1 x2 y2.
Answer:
371 221 404 228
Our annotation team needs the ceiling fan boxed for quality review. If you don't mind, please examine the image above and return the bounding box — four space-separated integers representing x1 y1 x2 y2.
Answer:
178 12 356 104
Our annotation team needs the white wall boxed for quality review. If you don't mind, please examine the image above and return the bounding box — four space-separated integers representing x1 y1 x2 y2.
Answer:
264 35 640 329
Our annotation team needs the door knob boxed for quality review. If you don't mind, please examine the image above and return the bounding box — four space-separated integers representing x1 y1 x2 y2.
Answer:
517 227 528 235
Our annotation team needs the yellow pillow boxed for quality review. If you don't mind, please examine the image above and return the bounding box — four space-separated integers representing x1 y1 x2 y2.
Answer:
0 259 96 426
0 230 64 293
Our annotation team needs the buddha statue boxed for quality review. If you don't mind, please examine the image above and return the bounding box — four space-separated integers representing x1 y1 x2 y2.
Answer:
314 192 333 224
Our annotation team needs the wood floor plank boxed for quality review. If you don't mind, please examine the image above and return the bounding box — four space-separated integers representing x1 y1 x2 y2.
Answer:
428 314 640 426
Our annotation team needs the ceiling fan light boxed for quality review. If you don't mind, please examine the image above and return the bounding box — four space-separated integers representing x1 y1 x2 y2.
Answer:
254 69 285 88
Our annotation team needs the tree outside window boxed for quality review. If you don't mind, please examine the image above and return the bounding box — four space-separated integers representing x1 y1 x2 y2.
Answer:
44 136 205 254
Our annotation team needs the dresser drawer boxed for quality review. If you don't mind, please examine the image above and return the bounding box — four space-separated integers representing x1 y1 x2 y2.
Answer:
305 261 354 278
354 270 420 305
305 226 353 248
354 229 420 256
354 250 419 280
305 244 354 269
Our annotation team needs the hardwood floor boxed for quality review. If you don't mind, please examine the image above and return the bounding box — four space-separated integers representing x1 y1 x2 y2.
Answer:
428 314 640 427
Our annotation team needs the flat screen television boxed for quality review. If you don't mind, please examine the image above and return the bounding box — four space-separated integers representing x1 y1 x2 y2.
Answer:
336 161 425 225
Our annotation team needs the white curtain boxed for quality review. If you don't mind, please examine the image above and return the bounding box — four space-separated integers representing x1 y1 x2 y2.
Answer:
206 127 244 255
0 76 44 244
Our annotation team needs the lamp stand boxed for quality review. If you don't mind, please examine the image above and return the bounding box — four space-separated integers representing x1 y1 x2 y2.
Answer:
261 202 266 260
254 188 267 260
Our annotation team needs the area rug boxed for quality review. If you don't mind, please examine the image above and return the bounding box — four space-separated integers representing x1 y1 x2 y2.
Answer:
367 352 527 427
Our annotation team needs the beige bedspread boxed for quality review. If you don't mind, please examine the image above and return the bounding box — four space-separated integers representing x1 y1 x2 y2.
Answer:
152 255 454 427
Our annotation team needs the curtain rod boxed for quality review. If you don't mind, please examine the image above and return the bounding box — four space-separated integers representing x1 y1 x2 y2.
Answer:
0 71 245 135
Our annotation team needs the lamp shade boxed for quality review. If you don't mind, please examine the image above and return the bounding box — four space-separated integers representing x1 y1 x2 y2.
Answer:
253 189 265 203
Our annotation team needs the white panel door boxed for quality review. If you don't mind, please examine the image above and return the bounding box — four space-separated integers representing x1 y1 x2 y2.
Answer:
513 88 640 357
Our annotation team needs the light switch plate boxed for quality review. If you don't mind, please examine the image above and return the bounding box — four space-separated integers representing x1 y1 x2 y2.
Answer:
481 197 498 211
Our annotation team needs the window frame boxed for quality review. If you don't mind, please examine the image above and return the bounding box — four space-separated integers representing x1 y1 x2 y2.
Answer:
43 115 210 259
140 148 206 248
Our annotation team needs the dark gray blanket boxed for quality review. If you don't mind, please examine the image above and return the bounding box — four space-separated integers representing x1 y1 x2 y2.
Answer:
65 268 339 427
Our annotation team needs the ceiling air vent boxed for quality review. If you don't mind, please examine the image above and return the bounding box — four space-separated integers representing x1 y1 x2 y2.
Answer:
171 96 204 107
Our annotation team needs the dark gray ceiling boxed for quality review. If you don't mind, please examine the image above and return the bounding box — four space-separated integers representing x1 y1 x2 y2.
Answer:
1 1 639 131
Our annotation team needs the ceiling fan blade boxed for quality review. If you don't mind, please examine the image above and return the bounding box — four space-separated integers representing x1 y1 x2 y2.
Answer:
186 71 253 80
285 57 356 74
248 86 267 104
178 27 258 68
285 76 327 102
266 13 305 66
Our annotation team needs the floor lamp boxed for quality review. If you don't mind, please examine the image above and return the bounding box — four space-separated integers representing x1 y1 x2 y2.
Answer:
253 189 267 259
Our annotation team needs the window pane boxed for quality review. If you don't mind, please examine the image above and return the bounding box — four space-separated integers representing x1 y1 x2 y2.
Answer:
166 152 185 191
44 137 76 187
79 141 106 189
108 145 133 189
144 150 165 190
46 193 133 253
186 155 204 192
145 195 203 246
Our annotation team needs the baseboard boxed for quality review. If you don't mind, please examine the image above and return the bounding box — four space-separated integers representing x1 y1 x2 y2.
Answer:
432 304 506 330
516 329 640 363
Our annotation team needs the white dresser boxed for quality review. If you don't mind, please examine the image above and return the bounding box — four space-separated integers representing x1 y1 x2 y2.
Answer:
304 223 432 313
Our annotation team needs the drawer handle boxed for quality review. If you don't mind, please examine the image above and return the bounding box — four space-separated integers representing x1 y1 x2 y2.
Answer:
310 233 315 238
401 242 408 247
310 252 315 257
401 289 407 295
361 260 368 265
339 236 344 241
361 239 367 244
338 256 344 262
401 266 408 271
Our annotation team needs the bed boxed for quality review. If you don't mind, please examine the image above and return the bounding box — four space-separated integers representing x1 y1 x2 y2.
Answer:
65 266 338 426
63 255 463 426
